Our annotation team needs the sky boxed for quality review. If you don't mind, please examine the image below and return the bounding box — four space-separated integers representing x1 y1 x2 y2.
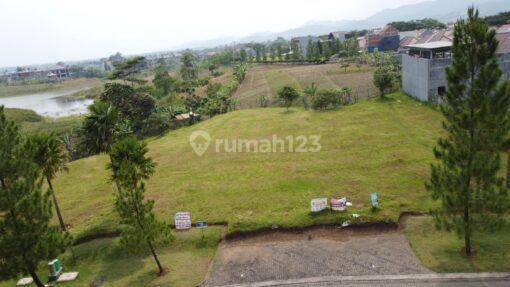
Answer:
0 0 428 67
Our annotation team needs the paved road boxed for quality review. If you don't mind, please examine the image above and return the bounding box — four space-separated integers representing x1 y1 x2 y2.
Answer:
219 274 510 287
203 228 431 286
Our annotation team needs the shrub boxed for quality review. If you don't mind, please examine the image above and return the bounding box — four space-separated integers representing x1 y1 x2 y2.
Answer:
277 86 300 111
311 89 342 110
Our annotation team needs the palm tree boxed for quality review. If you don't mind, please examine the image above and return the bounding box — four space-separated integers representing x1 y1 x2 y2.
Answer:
81 101 121 154
82 101 130 192
25 132 68 231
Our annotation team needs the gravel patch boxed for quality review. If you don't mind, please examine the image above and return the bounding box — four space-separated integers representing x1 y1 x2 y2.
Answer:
203 228 430 286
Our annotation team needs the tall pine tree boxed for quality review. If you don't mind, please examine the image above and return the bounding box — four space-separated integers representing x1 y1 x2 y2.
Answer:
0 107 69 287
427 8 510 256
108 137 171 275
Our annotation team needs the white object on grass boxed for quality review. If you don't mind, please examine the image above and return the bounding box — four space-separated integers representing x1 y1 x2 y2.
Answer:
57 272 79 282
16 278 33 286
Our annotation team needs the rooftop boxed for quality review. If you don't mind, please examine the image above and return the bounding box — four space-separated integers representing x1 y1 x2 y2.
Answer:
405 41 452 51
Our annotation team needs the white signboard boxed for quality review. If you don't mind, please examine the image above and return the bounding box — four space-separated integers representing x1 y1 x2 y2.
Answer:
174 212 191 230
311 198 328 212
331 197 347 211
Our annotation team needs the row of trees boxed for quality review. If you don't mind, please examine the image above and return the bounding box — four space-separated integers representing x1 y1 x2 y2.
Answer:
390 18 447 32
249 36 360 64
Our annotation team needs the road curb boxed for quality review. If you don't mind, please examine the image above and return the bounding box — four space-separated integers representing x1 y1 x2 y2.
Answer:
217 273 510 287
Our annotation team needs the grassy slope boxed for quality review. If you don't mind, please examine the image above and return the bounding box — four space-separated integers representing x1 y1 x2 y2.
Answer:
5 107 82 135
0 228 221 287
404 217 510 272
234 64 377 108
0 78 102 98
53 92 443 238
4 107 43 123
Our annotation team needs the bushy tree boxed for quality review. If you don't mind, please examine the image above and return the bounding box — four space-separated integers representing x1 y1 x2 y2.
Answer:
426 8 510 256
108 138 171 275
373 66 394 98
277 86 300 111
25 132 68 231
152 66 177 96
311 89 342 110
0 107 69 287
100 83 156 132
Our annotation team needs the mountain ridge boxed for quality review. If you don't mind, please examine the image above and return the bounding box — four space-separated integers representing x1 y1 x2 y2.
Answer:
178 0 509 49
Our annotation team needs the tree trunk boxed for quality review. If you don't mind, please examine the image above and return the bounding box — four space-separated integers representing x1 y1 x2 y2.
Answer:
28 268 44 287
464 205 472 256
506 152 510 189
47 178 66 232
146 239 164 274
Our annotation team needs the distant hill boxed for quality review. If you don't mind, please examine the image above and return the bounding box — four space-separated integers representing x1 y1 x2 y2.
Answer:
180 0 509 49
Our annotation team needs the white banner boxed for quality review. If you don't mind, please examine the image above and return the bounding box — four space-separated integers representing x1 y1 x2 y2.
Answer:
311 198 328 212
174 212 191 229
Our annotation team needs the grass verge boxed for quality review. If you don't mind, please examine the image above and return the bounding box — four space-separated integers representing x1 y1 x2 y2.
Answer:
0 227 221 287
404 216 510 272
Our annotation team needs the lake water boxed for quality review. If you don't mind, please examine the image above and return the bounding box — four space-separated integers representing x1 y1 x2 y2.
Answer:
0 87 94 118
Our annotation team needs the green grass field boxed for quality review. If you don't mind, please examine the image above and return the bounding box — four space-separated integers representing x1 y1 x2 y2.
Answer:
0 228 221 287
233 64 378 108
5 107 82 135
404 216 510 272
50 92 443 238
4 107 43 123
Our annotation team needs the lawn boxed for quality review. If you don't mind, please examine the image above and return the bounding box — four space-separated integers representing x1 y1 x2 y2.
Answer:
0 227 222 287
233 63 377 108
5 107 83 135
50 92 443 239
404 216 510 272
0 78 102 98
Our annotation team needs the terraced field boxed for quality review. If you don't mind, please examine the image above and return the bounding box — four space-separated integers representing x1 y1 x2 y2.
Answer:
234 64 378 108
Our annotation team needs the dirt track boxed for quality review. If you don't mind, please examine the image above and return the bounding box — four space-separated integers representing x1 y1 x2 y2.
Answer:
202 227 430 286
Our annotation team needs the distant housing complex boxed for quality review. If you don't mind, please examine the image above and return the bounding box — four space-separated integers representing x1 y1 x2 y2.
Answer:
0 66 71 83
402 25 510 102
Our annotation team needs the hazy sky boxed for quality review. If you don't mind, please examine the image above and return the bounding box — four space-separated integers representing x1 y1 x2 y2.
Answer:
0 0 427 67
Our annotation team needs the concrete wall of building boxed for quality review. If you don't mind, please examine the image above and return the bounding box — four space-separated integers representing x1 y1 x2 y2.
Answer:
402 55 430 101
403 53 510 103
499 53 510 81
428 58 451 102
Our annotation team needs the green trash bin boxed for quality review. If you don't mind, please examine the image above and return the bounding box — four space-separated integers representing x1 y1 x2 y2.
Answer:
48 259 63 281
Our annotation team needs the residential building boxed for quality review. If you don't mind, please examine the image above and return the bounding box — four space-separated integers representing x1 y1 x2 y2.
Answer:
402 31 510 102
365 25 400 52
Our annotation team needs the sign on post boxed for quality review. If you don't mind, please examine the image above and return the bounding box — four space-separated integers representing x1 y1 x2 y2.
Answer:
371 193 379 207
196 221 208 229
331 197 347 211
311 198 328 212
174 212 191 230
